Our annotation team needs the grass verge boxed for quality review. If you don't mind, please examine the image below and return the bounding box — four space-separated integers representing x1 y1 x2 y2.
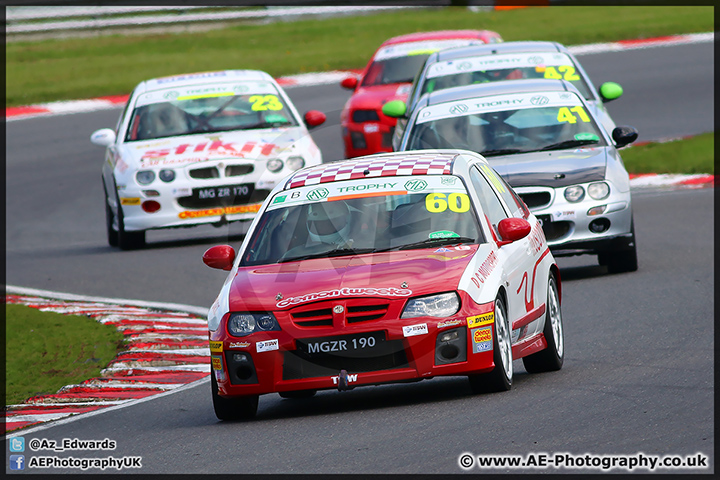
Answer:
621 132 715 175
5 304 125 405
5 5 713 106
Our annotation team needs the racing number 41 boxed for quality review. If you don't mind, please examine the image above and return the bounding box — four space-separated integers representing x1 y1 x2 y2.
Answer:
557 106 590 124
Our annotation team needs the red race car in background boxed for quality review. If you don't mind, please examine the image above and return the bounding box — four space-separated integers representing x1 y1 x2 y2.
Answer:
339 30 503 158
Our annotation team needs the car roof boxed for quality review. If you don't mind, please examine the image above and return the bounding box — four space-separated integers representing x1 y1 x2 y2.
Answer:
284 150 485 189
135 70 275 93
380 30 492 47
421 78 577 107
432 41 565 62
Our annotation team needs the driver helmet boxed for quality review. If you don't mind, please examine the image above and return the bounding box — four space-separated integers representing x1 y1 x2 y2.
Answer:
307 201 351 244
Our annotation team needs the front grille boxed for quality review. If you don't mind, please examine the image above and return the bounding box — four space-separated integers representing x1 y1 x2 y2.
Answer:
291 307 333 327
347 304 389 323
225 165 254 177
352 109 380 123
189 167 219 179
518 191 552 209
542 220 572 241
282 342 409 380
177 188 270 209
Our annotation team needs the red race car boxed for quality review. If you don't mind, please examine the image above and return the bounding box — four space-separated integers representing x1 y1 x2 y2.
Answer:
203 149 563 420
339 30 503 158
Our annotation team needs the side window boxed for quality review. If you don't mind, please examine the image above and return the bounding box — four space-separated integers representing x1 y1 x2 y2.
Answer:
470 166 508 238
115 89 136 138
479 164 527 219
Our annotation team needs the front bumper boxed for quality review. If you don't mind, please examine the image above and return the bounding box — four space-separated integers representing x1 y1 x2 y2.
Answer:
515 182 633 256
209 292 499 397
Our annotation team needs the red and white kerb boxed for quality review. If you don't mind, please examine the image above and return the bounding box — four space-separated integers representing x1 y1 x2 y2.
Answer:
286 153 455 189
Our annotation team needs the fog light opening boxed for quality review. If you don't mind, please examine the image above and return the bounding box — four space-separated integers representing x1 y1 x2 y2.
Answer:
589 218 611 234
440 344 460 360
236 365 254 380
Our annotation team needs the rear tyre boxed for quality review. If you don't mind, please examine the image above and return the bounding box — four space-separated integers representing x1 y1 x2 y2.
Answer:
523 273 564 373
279 390 317 399
211 374 259 421
468 294 513 394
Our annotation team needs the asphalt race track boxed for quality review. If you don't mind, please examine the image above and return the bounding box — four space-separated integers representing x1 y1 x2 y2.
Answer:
4 41 714 473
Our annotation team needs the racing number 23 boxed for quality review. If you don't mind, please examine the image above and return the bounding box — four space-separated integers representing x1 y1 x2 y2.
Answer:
249 95 283 111
426 193 470 213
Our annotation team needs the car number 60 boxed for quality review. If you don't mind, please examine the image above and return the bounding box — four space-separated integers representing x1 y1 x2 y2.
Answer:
426 193 470 213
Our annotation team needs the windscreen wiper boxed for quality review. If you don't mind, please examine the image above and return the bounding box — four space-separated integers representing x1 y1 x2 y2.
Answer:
277 247 376 263
479 148 524 157
376 236 476 252
538 139 600 152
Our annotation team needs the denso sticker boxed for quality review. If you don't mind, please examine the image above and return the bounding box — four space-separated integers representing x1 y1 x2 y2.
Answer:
467 312 494 328
211 356 224 370
553 210 576 220
256 339 279 353
228 341 251 349
471 327 493 353
403 323 429 337
209 341 223 354
437 319 464 329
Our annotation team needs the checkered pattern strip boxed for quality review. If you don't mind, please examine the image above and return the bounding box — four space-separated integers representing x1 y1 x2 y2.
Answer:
287 153 455 188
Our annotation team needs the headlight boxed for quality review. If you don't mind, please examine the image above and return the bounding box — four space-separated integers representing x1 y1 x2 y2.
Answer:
159 169 176 183
587 182 610 200
267 159 284 173
136 170 156 185
564 185 585 203
227 312 280 337
401 292 460 319
286 156 305 171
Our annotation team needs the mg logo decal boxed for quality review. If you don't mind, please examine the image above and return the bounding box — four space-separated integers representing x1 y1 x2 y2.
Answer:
306 188 329 201
530 96 549 106
404 179 428 192
449 104 468 115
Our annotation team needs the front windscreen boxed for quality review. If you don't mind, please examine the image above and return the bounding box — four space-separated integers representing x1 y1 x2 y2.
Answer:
406 91 607 156
125 81 298 141
241 175 484 266
362 39 486 87
420 52 593 99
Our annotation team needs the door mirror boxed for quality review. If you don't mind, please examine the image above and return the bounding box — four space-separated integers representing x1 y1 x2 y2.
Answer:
340 76 358 90
90 128 116 147
612 125 638 148
598 82 623 103
382 100 407 118
497 217 531 246
304 110 326 129
203 245 236 270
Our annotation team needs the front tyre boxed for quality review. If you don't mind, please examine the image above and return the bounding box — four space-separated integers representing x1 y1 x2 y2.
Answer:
211 374 259 421
468 294 513 393
522 273 564 373
114 189 146 250
103 185 118 247
600 220 638 274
